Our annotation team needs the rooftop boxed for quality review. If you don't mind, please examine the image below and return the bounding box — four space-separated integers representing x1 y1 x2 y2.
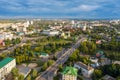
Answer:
18 66 31 78
96 50 104 57
0 57 14 69
62 66 78 76
96 50 104 55
75 62 93 71
34 52 48 56
40 52 48 56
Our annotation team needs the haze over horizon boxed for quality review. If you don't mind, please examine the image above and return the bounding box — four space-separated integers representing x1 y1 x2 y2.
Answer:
0 0 120 19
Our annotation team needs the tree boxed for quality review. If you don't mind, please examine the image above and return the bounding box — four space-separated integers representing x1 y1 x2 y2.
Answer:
11 68 19 77
69 50 78 61
32 69 38 78
26 75 31 80
18 74 24 80
58 64 63 72
77 75 84 80
92 69 103 80
48 60 54 66
53 75 59 80
42 62 48 71
11 68 19 78
5 39 11 46
79 41 96 54
116 76 120 80
100 64 120 78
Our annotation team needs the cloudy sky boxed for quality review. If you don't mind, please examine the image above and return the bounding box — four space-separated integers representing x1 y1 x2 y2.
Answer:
0 0 120 18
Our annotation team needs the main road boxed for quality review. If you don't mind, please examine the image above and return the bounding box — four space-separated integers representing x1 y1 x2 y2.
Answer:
36 36 86 80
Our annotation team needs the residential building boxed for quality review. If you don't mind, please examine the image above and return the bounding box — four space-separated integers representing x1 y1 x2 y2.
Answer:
0 32 13 40
0 23 12 28
71 20 75 25
90 57 99 68
113 61 120 65
96 50 104 58
61 66 78 80
96 40 102 44
99 58 111 66
23 21 30 27
25 31 34 35
33 52 49 58
42 30 59 36
110 19 120 25
16 26 27 32
0 57 16 80
74 62 94 78
30 21 33 25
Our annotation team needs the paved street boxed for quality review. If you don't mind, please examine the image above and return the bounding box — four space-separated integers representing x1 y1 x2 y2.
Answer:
36 36 86 80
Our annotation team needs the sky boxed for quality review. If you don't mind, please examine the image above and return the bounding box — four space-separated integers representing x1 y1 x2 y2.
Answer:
0 0 120 19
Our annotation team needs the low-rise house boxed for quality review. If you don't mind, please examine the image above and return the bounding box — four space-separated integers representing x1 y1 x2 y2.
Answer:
90 57 98 63
25 31 34 35
16 32 24 36
74 62 94 78
61 66 78 80
113 61 120 65
33 52 49 58
0 57 16 80
96 50 104 58
96 40 101 44
99 58 111 66
39 52 49 58
95 51 111 66
90 57 99 68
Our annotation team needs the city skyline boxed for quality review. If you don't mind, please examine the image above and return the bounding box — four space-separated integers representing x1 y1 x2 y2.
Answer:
0 0 120 18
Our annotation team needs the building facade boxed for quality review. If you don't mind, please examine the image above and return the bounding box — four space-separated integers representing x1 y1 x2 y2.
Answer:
42 30 59 36
0 57 16 80
74 62 94 78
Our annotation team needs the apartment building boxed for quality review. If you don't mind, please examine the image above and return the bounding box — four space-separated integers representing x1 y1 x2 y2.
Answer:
0 57 16 80
61 66 78 80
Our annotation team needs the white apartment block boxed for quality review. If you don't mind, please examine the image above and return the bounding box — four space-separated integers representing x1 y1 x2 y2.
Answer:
42 30 59 36
0 57 16 80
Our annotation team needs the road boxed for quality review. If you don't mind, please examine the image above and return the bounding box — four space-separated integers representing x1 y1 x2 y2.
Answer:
36 36 86 80
0 36 45 55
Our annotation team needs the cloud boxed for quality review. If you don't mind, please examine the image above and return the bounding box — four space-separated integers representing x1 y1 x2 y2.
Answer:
0 0 120 18
71 4 100 12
